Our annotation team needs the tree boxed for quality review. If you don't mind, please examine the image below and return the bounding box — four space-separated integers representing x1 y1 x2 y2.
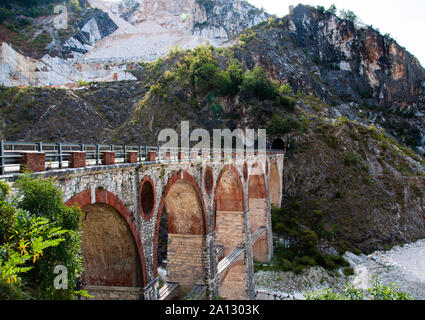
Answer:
316 6 325 14
327 4 337 15
239 66 276 100
0 174 84 299
340 9 358 24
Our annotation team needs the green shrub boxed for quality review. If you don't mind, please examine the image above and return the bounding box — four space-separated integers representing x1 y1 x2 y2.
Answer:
0 177 73 299
267 114 300 135
343 267 355 276
300 229 318 254
344 151 362 166
5 173 85 299
278 96 296 111
239 66 277 100
31 32 52 50
278 83 293 95
304 278 413 300
78 80 89 86
327 4 337 15
317 6 325 14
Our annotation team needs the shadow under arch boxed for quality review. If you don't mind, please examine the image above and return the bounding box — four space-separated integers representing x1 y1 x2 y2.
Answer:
269 161 282 208
214 164 245 257
65 189 147 288
248 162 269 262
153 171 208 285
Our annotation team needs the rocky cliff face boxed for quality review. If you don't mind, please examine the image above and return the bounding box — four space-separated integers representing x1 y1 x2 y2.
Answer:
233 4 425 154
0 0 269 85
192 0 269 44
286 5 425 108
115 0 269 45
60 9 118 57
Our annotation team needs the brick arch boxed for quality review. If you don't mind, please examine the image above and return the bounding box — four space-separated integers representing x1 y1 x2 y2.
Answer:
248 162 267 199
248 162 269 262
65 189 147 287
214 164 246 257
268 161 282 208
153 171 208 278
214 164 245 214
213 163 245 236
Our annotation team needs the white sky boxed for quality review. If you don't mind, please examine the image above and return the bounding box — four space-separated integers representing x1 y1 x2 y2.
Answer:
247 0 425 67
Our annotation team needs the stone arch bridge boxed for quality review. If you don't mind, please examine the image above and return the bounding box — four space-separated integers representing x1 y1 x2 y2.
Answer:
0 142 284 300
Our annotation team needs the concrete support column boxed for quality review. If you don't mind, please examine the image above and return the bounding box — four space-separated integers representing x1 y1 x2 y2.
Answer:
243 210 256 300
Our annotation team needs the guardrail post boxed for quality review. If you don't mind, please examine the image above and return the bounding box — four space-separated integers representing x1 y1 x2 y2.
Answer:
96 144 100 165
138 146 142 162
0 140 4 176
58 143 63 169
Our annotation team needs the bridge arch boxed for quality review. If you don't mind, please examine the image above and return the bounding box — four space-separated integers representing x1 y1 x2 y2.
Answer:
248 162 269 262
154 171 208 295
65 189 147 289
269 161 282 208
214 165 245 257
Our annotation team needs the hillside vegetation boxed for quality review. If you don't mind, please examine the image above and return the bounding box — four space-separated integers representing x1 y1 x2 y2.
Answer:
0 4 424 255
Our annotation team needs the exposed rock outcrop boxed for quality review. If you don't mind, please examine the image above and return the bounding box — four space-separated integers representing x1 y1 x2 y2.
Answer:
233 4 425 153
62 9 118 57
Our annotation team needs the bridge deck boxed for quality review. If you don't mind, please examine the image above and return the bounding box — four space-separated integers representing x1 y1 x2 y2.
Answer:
251 226 267 243
185 284 207 300
159 282 179 300
216 245 225 261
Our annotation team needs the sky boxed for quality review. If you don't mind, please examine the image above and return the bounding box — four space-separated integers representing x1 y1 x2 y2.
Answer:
247 0 425 67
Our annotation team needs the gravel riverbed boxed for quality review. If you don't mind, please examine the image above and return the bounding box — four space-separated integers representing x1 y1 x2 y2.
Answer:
255 239 425 300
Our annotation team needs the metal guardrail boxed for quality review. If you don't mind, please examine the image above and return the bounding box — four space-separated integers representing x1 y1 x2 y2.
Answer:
185 284 207 300
159 282 180 301
0 140 285 176
217 247 245 276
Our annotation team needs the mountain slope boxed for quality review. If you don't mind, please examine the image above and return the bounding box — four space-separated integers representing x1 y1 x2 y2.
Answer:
0 4 424 253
